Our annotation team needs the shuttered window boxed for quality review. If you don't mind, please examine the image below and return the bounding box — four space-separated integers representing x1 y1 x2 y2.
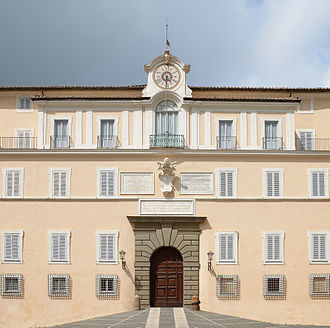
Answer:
50 169 71 198
2 231 23 263
216 232 238 264
309 232 328 263
216 169 237 198
263 232 284 264
3 168 24 197
49 231 70 263
263 169 283 198
97 231 118 263
309 169 328 198
97 168 118 197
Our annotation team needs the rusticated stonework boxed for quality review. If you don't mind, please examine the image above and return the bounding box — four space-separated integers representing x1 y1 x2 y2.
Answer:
128 216 205 308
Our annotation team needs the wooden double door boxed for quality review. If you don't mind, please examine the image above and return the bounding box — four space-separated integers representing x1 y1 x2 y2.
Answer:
150 247 183 307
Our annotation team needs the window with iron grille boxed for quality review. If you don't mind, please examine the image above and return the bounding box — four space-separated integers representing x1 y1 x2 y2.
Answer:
1 273 23 296
48 274 70 297
217 275 238 297
96 274 118 297
310 274 330 295
264 274 284 296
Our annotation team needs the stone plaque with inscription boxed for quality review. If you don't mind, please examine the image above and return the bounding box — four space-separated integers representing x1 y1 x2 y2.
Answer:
180 173 214 194
139 199 195 216
120 173 154 194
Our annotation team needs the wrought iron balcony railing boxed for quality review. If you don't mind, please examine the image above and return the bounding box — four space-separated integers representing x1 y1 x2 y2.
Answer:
216 136 237 150
296 138 330 151
0 137 38 149
97 136 120 149
262 137 283 150
50 136 73 149
149 133 185 148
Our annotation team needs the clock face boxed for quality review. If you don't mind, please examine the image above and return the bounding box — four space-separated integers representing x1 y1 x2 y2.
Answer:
153 64 180 89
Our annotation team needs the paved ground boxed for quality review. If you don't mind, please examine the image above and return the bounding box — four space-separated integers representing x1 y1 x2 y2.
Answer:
50 308 330 328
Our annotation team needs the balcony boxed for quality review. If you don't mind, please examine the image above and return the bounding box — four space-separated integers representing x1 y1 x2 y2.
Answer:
97 136 120 149
262 137 283 150
0 137 37 149
50 136 73 149
296 138 330 151
149 134 185 149
216 136 237 150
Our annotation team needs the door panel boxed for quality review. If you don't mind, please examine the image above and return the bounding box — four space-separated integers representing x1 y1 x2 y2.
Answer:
150 247 183 307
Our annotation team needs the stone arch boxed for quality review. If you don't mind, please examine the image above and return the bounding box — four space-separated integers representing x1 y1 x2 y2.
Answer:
133 223 200 308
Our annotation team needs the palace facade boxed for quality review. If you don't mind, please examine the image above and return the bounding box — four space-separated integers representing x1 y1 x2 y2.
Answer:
0 51 330 327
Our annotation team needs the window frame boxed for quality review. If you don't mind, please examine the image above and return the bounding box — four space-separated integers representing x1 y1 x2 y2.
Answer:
262 168 284 198
48 274 70 297
49 168 71 198
16 97 33 112
308 169 328 199
216 168 238 198
2 168 24 198
263 274 285 296
308 231 329 264
1 230 23 263
95 274 119 297
216 274 238 297
309 274 330 296
48 230 71 264
262 231 284 264
215 231 238 265
96 168 118 198
1 273 23 296
261 118 282 147
296 129 315 150
96 231 118 264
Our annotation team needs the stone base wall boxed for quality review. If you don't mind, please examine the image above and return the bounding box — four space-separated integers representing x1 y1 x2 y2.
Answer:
133 221 201 308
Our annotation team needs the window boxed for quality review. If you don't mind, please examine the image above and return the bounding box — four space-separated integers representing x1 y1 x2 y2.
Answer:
263 232 284 264
17 97 32 112
48 231 70 264
309 274 330 296
99 119 117 148
48 274 70 297
97 168 118 198
217 275 238 297
264 120 281 149
15 129 34 149
1 274 23 296
216 168 237 198
96 274 118 296
51 119 71 148
2 168 24 198
218 120 235 149
264 274 284 296
2 231 23 263
263 169 283 198
308 169 328 198
49 168 71 198
308 231 329 263
96 231 118 264
296 130 315 150
215 232 238 264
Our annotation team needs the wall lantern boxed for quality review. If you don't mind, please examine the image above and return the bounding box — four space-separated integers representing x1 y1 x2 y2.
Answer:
207 250 214 271
120 249 126 269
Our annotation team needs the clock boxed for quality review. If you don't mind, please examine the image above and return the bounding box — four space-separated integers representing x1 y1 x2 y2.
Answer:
153 64 180 89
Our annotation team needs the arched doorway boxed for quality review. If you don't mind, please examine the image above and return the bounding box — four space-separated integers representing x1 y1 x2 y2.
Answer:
150 247 183 307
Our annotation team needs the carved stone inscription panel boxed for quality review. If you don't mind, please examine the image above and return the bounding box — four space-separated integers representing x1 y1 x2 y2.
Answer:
139 199 195 216
180 173 214 194
120 173 154 194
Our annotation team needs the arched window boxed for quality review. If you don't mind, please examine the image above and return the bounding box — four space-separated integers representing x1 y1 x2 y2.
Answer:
155 101 178 135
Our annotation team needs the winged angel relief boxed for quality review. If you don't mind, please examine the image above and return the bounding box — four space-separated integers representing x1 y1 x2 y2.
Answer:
157 157 176 193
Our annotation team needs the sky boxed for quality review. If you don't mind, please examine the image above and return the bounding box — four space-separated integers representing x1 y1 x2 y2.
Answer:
1 0 330 87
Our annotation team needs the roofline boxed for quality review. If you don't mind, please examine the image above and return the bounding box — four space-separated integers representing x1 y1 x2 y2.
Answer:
0 85 330 92
184 97 300 103
31 96 150 101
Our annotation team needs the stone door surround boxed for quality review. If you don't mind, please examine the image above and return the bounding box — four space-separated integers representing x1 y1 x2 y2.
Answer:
128 216 206 309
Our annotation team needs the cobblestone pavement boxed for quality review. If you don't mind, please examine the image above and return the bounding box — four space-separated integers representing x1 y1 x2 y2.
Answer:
50 308 330 328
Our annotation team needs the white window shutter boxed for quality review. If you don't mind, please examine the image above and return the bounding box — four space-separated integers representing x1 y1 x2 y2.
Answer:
263 232 284 263
59 234 67 260
50 232 69 262
216 232 237 263
6 171 13 196
220 172 226 197
99 170 116 197
97 232 117 263
3 232 22 262
319 172 325 197
60 171 67 196
312 234 327 261
53 172 60 197
267 172 273 197
273 172 280 196
219 235 227 261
